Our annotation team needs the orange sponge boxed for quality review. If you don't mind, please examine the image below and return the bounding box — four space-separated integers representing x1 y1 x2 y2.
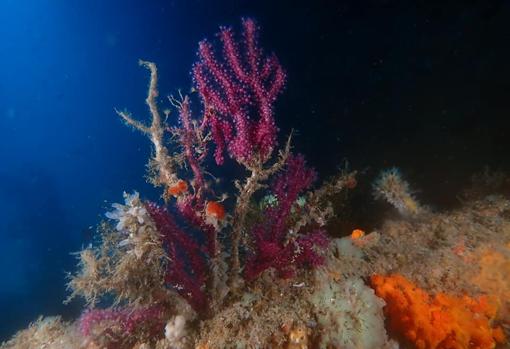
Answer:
370 274 505 349
167 179 188 197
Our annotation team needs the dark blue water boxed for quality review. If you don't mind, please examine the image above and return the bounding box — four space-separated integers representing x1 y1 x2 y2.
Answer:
1 0 509 341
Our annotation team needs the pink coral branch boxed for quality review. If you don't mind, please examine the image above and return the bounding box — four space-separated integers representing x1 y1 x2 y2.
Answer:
193 18 286 165
245 154 329 281
175 197 217 258
176 96 206 193
145 202 208 312
268 154 317 241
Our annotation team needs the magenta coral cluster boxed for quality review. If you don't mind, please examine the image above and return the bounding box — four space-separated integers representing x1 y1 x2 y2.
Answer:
79 304 165 339
64 18 343 349
152 21 326 301
145 202 210 313
193 18 286 165
141 20 327 312
245 154 329 280
85 19 331 323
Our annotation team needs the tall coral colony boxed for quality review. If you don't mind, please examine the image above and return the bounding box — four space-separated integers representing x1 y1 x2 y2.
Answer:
2 18 509 349
69 18 355 348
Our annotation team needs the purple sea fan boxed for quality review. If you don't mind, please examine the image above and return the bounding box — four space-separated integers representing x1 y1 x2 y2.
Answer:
145 202 209 313
244 154 330 280
193 18 286 165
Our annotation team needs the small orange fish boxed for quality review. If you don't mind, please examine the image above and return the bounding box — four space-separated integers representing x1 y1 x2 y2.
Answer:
205 201 225 220
167 180 188 197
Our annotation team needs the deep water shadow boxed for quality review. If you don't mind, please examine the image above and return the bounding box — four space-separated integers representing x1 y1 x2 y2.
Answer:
0 166 81 341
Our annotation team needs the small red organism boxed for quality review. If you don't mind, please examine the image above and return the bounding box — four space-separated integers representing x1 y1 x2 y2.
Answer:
205 201 226 220
167 180 188 197
350 229 365 240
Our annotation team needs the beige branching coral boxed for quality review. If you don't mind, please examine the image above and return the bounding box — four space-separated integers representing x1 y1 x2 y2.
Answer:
66 192 168 307
113 58 296 291
116 60 181 193
293 169 357 231
229 134 292 287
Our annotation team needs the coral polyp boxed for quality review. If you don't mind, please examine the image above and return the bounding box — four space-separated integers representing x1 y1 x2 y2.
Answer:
373 167 422 216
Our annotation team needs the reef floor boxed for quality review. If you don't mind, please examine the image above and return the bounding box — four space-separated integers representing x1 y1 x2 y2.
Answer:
2 195 509 349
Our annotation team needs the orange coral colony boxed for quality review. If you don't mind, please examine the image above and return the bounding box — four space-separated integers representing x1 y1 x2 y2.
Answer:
167 179 188 197
205 201 226 220
370 273 505 349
